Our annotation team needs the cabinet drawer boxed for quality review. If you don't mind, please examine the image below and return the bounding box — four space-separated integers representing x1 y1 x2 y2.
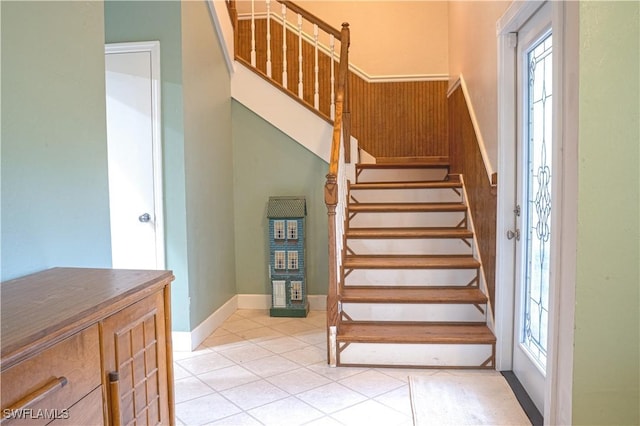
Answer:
49 386 104 426
1 325 101 425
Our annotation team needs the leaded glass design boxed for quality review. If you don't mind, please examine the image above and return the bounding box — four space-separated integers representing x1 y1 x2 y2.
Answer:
522 32 552 369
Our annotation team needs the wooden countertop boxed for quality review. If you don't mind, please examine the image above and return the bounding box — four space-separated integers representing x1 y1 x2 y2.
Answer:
1 267 174 370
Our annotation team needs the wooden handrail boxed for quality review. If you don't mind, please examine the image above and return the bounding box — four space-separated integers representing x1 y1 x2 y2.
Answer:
327 23 350 177
275 1 343 40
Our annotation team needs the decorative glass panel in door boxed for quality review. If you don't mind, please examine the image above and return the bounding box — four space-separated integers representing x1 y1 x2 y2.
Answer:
522 32 552 369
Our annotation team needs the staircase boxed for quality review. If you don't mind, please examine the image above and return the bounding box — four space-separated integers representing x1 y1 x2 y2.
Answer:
219 0 496 369
335 161 496 368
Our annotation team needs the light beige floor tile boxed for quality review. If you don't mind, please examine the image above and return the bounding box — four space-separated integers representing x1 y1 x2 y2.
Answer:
177 350 236 376
220 379 289 410
247 396 325 425
218 342 274 364
269 320 317 335
234 309 270 319
175 393 242 425
373 367 437 382
256 336 310 354
373 385 413 417
281 345 327 366
174 376 215 404
296 382 368 414
235 326 285 342
330 399 410 426
250 315 296 326
338 369 405 398
306 362 368 381
173 346 213 361
225 311 256 322
173 362 192 380
201 332 248 351
222 318 264 333
205 412 263 425
303 416 345 426
198 364 261 391
265 367 331 394
242 354 302 378
293 329 327 345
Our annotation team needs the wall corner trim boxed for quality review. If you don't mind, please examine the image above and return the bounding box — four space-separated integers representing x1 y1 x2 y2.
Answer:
172 295 239 351
207 0 236 74
447 75 496 186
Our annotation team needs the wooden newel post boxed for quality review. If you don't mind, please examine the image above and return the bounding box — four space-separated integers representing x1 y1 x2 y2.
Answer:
324 173 339 366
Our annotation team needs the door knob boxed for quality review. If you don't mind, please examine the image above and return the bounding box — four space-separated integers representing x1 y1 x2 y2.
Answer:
138 213 151 223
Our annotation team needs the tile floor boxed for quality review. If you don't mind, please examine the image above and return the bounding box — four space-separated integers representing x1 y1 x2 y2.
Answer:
173 309 513 426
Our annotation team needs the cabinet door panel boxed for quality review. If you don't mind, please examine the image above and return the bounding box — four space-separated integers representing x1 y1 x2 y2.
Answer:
102 291 170 426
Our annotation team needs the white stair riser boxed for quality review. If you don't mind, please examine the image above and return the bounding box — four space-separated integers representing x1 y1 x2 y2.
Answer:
357 168 448 183
349 188 462 203
338 343 494 368
349 211 466 228
343 269 478 286
342 303 486 322
346 238 472 255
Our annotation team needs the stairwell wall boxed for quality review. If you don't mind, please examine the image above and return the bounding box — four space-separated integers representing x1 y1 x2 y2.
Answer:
181 0 237 331
232 101 329 297
448 1 511 174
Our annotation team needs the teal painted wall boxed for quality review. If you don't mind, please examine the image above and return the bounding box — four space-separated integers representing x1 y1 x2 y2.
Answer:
232 101 329 296
574 2 640 424
181 1 236 327
104 0 191 331
1 1 112 280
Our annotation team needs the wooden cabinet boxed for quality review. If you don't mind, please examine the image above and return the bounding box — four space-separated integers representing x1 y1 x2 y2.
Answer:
1 268 175 425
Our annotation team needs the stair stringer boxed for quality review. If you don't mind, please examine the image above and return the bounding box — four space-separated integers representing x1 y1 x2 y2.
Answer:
458 174 496 333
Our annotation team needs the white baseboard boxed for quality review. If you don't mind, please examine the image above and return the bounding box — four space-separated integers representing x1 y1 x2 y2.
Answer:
173 294 327 352
172 295 238 352
237 294 326 310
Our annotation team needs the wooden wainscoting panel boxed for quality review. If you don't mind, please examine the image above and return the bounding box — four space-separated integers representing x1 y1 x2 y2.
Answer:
237 18 449 160
448 86 497 310
349 76 449 159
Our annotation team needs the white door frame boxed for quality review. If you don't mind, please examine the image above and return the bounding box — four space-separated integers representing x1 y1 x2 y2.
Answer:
105 41 165 269
495 2 578 424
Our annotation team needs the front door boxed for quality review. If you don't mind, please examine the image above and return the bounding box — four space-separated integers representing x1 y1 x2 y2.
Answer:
105 42 164 270
512 2 553 413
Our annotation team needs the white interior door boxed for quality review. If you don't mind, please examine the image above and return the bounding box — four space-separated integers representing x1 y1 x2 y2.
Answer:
105 42 164 270
512 2 552 413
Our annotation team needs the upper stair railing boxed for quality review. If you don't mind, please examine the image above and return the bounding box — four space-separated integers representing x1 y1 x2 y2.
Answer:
226 0 350 366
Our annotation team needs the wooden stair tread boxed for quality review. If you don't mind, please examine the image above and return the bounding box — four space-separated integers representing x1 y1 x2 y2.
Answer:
341 287 487 304
344 255 480 269
356 162 449 169
347 227 473 239
348 202 467 213
350 181 461 190
338 322 496 344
